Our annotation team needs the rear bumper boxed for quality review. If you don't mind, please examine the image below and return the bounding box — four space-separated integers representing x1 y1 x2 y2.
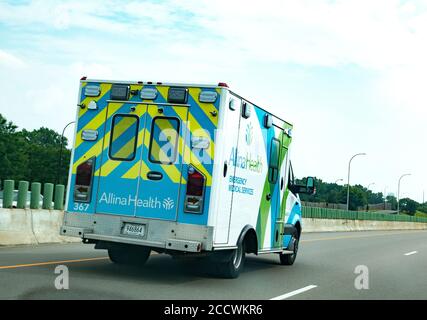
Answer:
60 212 214 253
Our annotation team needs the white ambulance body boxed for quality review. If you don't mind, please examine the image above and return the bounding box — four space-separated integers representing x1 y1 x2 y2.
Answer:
61 79 315 278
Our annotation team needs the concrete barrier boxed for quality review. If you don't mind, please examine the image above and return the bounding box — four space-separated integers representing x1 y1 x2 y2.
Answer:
0 208 80 246
302 218 427 233
32 209 80 244
1 208 427 246
0 209 37 245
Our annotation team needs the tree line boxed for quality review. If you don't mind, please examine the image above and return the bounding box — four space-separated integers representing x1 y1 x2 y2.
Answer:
0 114 71 187
297 177 427 216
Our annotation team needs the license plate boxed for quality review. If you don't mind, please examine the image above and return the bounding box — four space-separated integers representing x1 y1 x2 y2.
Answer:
122 223 146 237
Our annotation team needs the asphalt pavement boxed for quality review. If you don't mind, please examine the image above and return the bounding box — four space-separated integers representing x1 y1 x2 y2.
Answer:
0 230 426 300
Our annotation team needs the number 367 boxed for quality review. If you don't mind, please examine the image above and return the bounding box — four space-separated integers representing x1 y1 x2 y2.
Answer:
73 203 89 211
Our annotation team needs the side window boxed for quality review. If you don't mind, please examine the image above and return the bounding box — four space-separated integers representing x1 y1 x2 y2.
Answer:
268 138 280 184
109 114 139 161
288 161 295 185
149 117 180 164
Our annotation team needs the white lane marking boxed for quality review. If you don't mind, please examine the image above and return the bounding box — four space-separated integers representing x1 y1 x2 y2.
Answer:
270 285 317 300
404 251 418 256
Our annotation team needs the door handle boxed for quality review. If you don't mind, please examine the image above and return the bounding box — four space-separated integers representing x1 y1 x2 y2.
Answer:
147 171 163 180
223 161 228 177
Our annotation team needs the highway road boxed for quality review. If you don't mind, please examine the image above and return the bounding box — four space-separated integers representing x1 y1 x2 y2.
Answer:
1 230 426 300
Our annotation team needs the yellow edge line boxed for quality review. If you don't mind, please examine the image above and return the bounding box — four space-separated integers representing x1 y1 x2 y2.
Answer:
0 257 109 270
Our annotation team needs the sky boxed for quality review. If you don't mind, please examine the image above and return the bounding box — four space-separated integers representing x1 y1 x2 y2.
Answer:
0 0 426 202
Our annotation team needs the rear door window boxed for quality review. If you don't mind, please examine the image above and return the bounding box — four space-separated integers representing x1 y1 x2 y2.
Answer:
109 114 139 161
149 117 180 164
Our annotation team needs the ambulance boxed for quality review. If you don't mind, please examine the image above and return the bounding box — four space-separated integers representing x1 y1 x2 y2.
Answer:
60 78 315 278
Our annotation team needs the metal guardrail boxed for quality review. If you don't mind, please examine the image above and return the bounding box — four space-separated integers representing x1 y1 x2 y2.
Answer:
0 179 65 210
302 206 427 223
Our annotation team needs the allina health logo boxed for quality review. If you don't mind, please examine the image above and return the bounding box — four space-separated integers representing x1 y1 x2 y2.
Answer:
162 197 175 210
99 193 175 211
245 123 253 145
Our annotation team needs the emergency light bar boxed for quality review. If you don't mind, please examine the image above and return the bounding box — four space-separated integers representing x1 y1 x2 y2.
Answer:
84 85 101 97
264 114 273 128
140 88 158 100
199 91 218 103
191 136 210 149
82 130 98 141
242 102 251 119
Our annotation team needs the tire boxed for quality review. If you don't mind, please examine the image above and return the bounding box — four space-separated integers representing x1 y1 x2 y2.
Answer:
279 234 299 266
214 242 246 279
108 245 151 266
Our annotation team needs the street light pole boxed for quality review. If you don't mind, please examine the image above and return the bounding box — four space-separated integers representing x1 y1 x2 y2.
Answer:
335 179 344 184
397 173 411 215
346 153 366 211
55 121 76 186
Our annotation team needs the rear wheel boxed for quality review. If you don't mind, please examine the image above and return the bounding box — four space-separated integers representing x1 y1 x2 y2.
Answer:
279 234 299 265
108 245 151 266
214 242 245 279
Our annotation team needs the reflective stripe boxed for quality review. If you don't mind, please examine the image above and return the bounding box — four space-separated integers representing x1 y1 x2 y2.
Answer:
188 87 218 127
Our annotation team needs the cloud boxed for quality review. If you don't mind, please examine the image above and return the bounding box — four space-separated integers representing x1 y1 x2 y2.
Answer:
2 0 427 70
0 49 26 68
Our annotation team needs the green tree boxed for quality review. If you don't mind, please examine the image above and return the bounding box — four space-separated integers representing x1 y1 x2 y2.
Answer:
348 185 367 210
418 203 427 214
399 198 418 216
386 195 397 211
0 114 71 187
21 127 71 185
0 114 29 182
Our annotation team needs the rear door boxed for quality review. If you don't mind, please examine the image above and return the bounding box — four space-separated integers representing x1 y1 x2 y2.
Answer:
96 102 147 216
135 104 188 221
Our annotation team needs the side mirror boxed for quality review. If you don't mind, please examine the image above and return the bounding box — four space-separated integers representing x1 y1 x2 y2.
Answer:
305 177 316 195
289 177 316 195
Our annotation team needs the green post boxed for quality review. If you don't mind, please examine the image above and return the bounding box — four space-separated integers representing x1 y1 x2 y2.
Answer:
2 180 14 208
30 182 41 209
54 184 65 210
42 183 54 210
17 181 29 209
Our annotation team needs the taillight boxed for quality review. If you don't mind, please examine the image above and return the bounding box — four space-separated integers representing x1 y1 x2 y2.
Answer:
184 167 205 214
74 158 95 203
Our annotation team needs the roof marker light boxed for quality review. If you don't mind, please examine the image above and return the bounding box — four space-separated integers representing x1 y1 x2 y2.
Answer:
88 101 98 110
218 82 229 87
